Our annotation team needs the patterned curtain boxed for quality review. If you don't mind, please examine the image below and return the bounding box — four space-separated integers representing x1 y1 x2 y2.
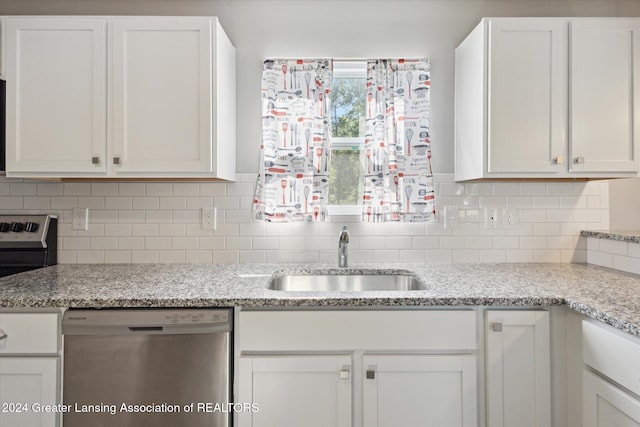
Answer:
253 59 333 222
362 59 435 222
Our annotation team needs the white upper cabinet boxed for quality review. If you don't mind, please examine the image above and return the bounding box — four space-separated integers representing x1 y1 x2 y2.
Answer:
570 19 640 173
455 17 639 181
4 17 108 174
2 16 235 180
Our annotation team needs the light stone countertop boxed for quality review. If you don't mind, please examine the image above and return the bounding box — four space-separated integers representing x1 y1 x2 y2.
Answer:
1 262 639 338
581 230 640 243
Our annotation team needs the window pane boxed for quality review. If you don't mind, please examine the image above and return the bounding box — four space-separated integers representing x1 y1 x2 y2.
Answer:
331 77 366 138
329 148 361 205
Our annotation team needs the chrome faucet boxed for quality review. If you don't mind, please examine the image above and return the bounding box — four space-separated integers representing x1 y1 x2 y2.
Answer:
338 226 350 268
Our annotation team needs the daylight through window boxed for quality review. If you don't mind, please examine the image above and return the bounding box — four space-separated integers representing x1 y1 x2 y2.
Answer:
328 61 367 214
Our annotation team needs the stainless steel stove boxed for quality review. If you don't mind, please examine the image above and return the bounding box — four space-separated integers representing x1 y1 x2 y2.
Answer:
0 214 58 277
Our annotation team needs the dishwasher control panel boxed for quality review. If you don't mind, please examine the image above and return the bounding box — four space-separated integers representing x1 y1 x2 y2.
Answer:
63 308 232 335
163 310 229 325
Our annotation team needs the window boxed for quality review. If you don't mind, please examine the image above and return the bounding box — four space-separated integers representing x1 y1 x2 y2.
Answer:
328 61 367 215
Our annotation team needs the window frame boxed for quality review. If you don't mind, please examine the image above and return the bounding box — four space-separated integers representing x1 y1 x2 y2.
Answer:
328 61 367 216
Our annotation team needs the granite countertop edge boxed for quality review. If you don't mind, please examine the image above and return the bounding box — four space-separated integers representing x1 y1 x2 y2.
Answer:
581 230 640 243
1 262 639 338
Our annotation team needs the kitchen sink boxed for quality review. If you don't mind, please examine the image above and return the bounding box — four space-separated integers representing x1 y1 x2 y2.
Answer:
267 272 426 292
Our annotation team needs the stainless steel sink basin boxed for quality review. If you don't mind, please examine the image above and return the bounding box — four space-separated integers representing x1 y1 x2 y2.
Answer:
267 273 425 292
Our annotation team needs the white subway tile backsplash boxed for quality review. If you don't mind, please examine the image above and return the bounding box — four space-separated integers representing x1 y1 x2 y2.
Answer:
158 250 186 264
104 250 132 264
11 183 37 196
171 237 198 250
118 237 145 250
159 197 187 210
64 183 92 196
37 183 64 196
91 183 119 196
173 183 200 196
77 250 105 264
159 224 186 236
132 250 158 263
186 250 213 264
132 197 160 210
628 243 640 258
90 237 118 250
118 183 146 196
145 237 172 250
145 210 173 224
23 197 50 209
199 237 225 250
599 239 628 256
106 197 133 210
146 183 173 197
132 224 159 236
0 173 610 264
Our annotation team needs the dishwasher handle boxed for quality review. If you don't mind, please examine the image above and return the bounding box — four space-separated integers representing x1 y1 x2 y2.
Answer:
129 326 163 332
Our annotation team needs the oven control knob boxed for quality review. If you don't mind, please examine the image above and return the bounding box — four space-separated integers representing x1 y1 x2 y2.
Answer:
0 223 10 232
10 222 25 232
25 222 39 233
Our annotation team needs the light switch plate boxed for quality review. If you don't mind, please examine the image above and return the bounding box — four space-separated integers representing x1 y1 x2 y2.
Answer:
72 208 89 231
202 207 217 230
444 206 459 229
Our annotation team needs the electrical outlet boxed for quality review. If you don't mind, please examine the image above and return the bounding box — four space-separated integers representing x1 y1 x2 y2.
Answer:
502 208 517 229
444 206 459 229
484 208 499 229
202 207 217 230
72 208 89 231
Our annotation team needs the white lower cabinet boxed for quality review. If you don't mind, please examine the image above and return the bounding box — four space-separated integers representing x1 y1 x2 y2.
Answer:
362 354 477 427
0 311 61 427
583 320 640 427
236 310 478 427
238 355 352 427
485 310 551 427
0 358 59 427
583 370 640 427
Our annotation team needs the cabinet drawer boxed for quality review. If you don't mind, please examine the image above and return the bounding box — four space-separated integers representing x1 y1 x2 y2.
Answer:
583 320 640 397
0 313 59 354
239 310 477 352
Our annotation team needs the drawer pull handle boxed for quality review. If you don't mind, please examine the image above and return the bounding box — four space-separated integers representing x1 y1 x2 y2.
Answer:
492 322 503 332
0 329 7 341
366 370 376 379
339 370 350 379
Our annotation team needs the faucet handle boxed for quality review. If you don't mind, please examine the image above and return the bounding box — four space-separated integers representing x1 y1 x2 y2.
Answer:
339 226 350 243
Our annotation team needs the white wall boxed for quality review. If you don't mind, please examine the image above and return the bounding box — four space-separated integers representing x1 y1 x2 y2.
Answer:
609 178 640 230
2 0 640 173
0 0 632 264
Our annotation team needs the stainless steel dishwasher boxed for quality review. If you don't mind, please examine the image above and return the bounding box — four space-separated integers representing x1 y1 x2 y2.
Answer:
62 308 232 427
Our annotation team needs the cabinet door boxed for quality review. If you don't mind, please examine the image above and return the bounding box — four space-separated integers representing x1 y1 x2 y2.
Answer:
362 354 477 427
487 19 566 174
111 17 214 174
570 19 640 173
583 369 640 427
237 355 351 427
0 357 59 427
4 17 107 174
486 310 551 427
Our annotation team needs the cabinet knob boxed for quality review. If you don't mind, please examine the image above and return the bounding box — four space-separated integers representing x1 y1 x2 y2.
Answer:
492 322 503 332
339 370 350 379
554 156 564 164
113 157 121 165
366 370 376 380
92 156 100 165
0 329 7 341
574 156 585 164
